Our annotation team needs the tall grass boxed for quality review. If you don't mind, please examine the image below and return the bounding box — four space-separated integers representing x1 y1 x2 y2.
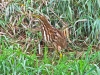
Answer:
1 0 100 44
0 0 100 74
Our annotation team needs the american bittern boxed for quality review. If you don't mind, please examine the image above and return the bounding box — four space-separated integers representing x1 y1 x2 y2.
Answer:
33 14 67 58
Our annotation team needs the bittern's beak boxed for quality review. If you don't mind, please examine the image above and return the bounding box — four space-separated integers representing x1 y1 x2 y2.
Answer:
32 14 41 19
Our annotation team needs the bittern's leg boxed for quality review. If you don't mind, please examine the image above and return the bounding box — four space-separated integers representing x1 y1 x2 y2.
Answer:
52 50 63 61
57 46 63 59
56 50 63 59
59 51 63 59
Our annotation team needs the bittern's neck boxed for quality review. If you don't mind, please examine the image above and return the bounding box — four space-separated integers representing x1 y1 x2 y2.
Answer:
39 16 53 29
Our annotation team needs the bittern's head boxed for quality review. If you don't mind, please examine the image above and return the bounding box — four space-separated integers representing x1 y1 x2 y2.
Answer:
32 14 44 19
32 14 49 24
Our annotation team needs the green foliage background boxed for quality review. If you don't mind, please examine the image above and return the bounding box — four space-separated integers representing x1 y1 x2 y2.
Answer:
0 0 100 75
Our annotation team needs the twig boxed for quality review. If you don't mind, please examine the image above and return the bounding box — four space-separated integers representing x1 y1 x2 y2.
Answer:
50 8 68 29
74 19 87 26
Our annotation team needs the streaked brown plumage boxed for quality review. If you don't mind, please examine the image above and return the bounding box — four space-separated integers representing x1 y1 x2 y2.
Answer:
33 14 67 56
